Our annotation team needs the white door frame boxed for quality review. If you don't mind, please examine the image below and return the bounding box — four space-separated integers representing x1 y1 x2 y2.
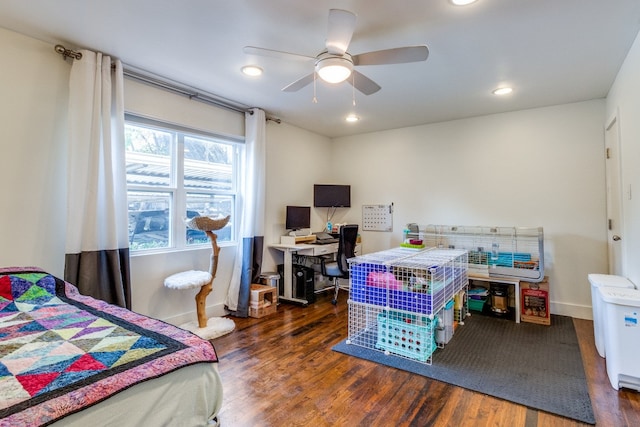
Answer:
604 111 624 276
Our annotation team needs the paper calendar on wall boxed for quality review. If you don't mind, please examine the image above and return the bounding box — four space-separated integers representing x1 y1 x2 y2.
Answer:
362 204 393 232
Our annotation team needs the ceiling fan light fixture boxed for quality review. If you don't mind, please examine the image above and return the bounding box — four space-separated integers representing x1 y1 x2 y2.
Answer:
241 65 263 76
315 55 353 84
346 114 359 122
450 0 479 5
492 87 513 96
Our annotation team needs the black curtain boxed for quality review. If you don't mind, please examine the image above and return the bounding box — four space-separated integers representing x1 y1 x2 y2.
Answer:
65 249 131 309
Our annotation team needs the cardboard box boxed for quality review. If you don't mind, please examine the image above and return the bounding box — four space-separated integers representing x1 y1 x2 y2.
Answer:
249 284 277 318
520 277 550 325
249 304 277 318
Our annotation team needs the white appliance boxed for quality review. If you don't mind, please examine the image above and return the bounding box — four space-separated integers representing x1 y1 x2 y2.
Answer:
588 274 635 358
599 286 640 391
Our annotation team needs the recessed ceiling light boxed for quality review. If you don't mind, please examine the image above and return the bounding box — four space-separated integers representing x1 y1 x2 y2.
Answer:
450 0 478 6
346 114 359 122
492 87 513 96
241 65 263 77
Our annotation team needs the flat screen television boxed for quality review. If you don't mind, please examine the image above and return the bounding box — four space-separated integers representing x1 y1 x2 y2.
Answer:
313 184 351 208
285 206 311 230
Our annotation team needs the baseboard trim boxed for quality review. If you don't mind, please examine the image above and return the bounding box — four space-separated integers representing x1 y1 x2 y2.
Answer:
162 302 229 326
550 301 592 320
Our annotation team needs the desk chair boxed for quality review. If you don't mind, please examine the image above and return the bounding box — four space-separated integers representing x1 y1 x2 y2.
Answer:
321 224 359 305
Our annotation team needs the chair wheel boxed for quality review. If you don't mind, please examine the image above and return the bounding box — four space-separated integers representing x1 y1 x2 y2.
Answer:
331 299 337 305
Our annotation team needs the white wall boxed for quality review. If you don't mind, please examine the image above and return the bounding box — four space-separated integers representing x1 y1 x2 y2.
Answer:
606 30 640 288
262 121 333 272
0 27 69 276
332 100 608 319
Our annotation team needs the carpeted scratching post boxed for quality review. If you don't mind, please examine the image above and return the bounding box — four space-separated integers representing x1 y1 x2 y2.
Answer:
164 216 235 340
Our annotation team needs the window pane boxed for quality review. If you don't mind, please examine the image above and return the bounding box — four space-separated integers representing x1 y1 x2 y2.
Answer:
128 191 172 250
125 116 239 252
186 193 234 244
184 136 233 191
125 124 173 187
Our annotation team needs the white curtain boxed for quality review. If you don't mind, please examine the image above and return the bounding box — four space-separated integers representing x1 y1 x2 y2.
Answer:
64 50 131 308
226 108 266 316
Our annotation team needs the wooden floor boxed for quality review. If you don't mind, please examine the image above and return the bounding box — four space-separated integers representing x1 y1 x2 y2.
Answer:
213 292 640 427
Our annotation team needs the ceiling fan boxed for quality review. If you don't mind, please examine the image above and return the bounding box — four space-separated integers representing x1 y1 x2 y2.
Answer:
243 9 429 95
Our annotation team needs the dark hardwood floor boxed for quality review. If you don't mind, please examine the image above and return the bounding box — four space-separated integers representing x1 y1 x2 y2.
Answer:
212 292 640 427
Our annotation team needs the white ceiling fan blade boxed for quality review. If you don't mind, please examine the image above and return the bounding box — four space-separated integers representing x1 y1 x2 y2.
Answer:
243 46 313 62
348 70 381 95
352 45 429 66
282 73 316 92
326 9 356 55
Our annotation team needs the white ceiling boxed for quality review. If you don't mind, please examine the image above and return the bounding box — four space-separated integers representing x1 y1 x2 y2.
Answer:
1 0 640 138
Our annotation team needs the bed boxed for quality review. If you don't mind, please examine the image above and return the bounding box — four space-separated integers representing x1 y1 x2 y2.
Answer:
0 267 223 427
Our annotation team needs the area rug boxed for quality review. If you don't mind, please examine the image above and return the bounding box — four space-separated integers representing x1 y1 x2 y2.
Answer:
332 314 595 424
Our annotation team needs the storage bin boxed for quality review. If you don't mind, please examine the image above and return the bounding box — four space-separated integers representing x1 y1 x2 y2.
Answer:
468 297 487 312
600 286 640 391
376 310 436 362
588 273 635 358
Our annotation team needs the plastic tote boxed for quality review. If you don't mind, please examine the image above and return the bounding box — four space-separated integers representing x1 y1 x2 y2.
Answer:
588 273 635 358
599 286 640 391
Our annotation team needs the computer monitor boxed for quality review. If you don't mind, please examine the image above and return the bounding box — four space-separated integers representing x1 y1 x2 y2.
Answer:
313 184 351 208
285 206 311 230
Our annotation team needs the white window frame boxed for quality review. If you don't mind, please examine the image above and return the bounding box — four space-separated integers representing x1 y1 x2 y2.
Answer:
125 113 242 254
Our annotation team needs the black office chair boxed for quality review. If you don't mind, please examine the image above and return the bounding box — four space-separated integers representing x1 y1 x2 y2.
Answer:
321 224 359 305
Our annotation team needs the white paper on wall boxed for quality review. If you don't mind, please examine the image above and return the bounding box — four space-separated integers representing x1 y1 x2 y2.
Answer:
362 204 393 231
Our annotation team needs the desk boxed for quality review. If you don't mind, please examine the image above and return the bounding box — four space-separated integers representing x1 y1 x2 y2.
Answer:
468 274 521 323
270 242 339 305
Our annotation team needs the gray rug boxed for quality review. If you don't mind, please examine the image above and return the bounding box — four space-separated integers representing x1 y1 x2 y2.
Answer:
332 314 595 424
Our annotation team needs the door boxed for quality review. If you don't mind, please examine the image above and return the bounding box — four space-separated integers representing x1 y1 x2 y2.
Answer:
605 115 624 275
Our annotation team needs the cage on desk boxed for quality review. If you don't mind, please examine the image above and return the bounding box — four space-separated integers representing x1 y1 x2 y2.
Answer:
346 247 468 365
421 225 544 282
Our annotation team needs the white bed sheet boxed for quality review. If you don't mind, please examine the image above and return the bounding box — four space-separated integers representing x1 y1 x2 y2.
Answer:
49 362 223 427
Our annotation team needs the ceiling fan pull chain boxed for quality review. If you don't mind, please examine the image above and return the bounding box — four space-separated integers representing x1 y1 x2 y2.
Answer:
352 73 356 106
313 73 318 103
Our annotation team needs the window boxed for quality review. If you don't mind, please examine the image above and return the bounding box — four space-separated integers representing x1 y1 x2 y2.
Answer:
125 116 239 252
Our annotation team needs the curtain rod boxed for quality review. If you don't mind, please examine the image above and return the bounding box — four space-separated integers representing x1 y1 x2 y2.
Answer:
54 44 281 123
55 44 82 60
122 65 249 114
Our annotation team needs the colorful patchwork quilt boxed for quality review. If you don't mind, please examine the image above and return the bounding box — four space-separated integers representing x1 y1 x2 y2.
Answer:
0 267 218 427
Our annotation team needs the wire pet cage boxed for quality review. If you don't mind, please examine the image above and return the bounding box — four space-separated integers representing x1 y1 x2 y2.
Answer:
420 225 545 282
347 247 468 365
